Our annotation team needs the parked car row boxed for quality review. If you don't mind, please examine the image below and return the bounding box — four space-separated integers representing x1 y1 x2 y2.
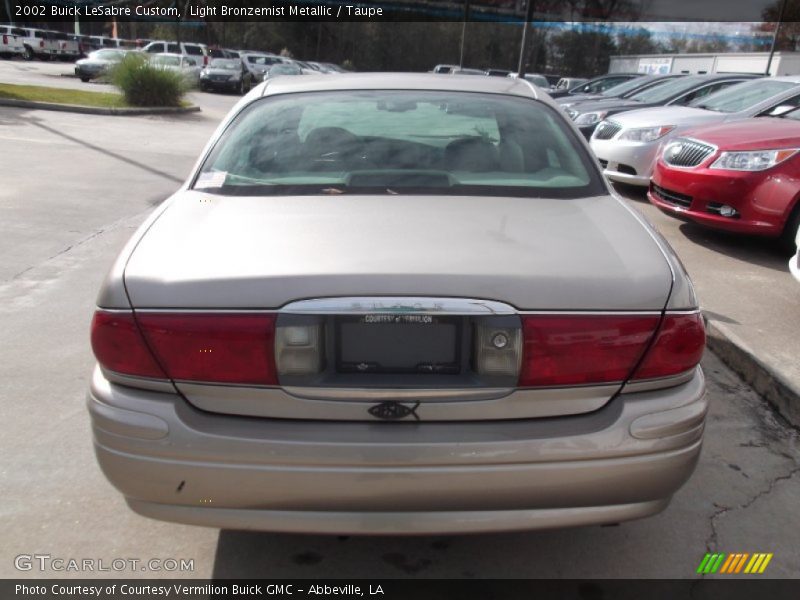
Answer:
0 25 141 61
571 74 800 253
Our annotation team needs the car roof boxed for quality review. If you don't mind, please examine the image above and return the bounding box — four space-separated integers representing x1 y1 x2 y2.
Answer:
260 72 540 99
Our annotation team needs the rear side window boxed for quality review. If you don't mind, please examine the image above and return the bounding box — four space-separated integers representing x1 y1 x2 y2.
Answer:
184 45 203 55
196 90 603 199
167 43 180 53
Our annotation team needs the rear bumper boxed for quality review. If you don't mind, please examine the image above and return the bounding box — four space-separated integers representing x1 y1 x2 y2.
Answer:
88 366 706 534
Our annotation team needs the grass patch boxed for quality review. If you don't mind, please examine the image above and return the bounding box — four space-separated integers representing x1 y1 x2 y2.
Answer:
0 82 129 108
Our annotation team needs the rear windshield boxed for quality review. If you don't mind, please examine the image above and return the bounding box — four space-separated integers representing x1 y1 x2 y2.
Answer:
195 90 603 198
690 79 795 113
209 59 239 69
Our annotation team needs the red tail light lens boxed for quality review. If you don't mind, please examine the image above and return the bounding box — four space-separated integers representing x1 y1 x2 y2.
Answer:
2 35 7 44
632 313 705 380
137 313 277 385
91 312 166 379
39 40 44 48
519 315 660 387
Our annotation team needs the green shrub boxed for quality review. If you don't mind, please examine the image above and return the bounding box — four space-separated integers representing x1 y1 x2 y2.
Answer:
111 54 187 107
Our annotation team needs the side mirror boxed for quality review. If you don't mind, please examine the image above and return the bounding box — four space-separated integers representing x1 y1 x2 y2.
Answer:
768 104 796 117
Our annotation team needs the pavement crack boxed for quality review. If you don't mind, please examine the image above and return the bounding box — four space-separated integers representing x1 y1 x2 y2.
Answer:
8 227 106 281
706 465 800 552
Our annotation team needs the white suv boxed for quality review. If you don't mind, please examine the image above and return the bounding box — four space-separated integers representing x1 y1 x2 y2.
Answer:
0 26 25 59
141 41 208 66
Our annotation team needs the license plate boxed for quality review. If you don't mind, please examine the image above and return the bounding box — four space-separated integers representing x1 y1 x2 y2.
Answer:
336 314 460 374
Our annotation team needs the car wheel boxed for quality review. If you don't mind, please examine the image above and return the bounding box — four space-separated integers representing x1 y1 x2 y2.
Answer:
779 204 800 254
80 76 90 82
0 53 11 60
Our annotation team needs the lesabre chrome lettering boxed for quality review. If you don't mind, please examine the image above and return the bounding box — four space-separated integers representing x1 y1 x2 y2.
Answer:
352 300 445 313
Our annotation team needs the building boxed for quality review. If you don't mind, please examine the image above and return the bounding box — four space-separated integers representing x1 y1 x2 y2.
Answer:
608 52 800 77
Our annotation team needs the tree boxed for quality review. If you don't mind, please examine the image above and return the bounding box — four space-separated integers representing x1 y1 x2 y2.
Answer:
616 30 658 55
757 0 800 51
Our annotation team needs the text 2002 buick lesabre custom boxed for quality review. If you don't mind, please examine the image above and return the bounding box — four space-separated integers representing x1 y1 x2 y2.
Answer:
87 74 706 534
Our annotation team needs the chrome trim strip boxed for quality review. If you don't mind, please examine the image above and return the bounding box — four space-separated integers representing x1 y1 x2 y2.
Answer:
283 387 513 402
100 368 175 394
279 297 517 315
620 368 698 394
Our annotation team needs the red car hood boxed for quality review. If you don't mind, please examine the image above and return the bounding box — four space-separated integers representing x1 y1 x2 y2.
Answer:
686 117 800 151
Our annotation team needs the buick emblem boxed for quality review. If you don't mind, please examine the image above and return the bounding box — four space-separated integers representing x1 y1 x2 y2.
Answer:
368 401 420 421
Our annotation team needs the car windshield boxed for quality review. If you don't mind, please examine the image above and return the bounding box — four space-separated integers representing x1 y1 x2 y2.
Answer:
269 65 301 75
153 55 180 67
92 49 123 60
628 76 706 103
690 79 795 113
195 90 601 198
601 77 655 97
209 59 239 70
246 55 278 65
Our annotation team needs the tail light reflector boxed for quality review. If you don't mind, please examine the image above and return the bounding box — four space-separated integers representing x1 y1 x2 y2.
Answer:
519 315 660 387
91 312 166 379
2 35 7 45
137 313 277 385
632 313 705 380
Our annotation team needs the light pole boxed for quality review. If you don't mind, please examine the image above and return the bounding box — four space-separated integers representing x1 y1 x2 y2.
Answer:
459 0 470 68
766 0 789 76
517 0 535 76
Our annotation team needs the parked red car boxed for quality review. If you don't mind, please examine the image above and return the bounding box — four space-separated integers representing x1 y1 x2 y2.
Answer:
648 110 800 251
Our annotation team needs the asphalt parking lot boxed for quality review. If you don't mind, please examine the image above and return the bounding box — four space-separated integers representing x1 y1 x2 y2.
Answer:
1 60 799 579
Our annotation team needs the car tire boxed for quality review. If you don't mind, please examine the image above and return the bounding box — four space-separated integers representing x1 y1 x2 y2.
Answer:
0 53 12 60
779 204 800 254
80 76 90 82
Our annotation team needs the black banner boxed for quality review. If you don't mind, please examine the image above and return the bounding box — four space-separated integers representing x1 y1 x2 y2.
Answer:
2 0 797 23
3 579 800 600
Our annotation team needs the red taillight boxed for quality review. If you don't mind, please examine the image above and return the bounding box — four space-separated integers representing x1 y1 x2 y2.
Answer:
2 35 7 44
518 312 705 387
203 55 208 66
39 40 44 48
137 313 278 385
91 312 166 379
519 315 660 387
632 313 705 380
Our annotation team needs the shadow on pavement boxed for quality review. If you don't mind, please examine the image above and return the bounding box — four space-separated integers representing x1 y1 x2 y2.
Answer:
678 222 789 272
210 526 631 579
611 180 790 272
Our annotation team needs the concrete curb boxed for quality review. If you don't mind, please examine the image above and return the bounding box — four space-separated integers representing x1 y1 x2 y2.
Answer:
706 318 800 428
0 97 200 116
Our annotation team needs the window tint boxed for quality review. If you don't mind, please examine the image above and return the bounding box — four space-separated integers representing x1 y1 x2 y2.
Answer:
167 43 180 53
673 81 738 105
184 45 203 55
196 91 603 198
629 76 708 103
690 79 795 113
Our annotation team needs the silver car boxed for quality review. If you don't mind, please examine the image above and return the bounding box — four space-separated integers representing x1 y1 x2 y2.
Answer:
591 76 800 186
88 74 707 534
